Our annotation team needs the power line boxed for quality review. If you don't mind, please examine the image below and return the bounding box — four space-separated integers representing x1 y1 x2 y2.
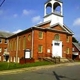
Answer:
0 0 5 7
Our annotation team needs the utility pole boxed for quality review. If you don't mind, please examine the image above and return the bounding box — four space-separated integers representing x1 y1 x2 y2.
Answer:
0 0 5 7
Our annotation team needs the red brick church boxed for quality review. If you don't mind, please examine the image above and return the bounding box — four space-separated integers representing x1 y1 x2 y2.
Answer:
2 0 74 63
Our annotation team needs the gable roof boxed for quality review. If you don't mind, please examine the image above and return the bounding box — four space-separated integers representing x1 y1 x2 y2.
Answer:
46 23 74 35
73 42 80 51
35 21 74 35
0 31 13 38
8 21 74 38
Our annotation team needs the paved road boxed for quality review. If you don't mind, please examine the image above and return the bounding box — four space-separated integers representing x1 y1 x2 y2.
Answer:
0 63 80 80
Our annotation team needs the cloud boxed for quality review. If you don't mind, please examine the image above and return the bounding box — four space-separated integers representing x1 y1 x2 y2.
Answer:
13 29 22 34
73 18 80 26
13 14 18 18
22 9 34 16
32 16 42 23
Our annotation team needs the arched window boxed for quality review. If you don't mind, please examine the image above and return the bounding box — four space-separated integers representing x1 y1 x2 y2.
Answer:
18 37 21 50
28 34 31 41
54 34 60 41
53 2 61 14
46 3 52 15
23 36 26 50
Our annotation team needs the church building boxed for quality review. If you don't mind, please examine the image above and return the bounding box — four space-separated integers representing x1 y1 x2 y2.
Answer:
7 0 74 63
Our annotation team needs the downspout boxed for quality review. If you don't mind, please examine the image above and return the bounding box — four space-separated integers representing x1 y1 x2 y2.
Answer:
16 36 18 63
32 29 34 58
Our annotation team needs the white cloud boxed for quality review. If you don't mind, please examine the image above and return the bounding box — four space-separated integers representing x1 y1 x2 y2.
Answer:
13 14 18 18
73 18 80 26
22 9 34 16
13 29 22 34
32 16 42 23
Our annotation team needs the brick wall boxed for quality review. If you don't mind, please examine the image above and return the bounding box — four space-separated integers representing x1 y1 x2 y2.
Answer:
0 38 8 61
8 25 73 62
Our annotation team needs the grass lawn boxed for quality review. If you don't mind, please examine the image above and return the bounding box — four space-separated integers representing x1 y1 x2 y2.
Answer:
0 61 54 71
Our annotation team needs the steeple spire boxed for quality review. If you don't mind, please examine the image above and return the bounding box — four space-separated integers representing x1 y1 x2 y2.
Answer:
44 0 63 25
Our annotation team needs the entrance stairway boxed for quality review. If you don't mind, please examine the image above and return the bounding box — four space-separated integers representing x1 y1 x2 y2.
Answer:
43 57 74 63
60 58 74 63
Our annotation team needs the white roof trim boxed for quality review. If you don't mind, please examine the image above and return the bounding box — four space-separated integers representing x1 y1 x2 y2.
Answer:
49 23 74 35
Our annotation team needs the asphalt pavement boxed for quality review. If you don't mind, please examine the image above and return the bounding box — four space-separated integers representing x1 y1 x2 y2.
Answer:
0 63 80 80
0 62 80 80
0 62 80 75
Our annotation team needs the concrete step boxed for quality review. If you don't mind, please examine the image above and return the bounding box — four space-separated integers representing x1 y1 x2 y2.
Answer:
60 58 74 63
43 57 60 63
43 57 74 63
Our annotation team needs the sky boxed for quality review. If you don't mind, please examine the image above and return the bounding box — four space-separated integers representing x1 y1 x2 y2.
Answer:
0 0 80 42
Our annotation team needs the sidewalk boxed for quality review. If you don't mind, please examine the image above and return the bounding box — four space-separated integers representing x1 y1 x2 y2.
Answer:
0 62 80 75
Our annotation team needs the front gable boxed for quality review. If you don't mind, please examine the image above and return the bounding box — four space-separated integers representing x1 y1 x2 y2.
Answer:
50 24 66 32
49 23 74 35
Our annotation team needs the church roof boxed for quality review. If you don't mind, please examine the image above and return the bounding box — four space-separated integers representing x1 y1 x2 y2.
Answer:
73 42 80 51
0 31 13 38
36 22 74 35
8 21 73 38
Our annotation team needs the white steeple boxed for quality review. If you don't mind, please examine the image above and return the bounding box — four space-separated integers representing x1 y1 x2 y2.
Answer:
44 0 63 26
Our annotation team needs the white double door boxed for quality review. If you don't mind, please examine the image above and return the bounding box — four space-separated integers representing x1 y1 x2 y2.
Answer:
52 40 62 58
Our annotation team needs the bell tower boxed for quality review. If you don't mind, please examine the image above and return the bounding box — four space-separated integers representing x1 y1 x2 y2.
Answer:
44 0 63 26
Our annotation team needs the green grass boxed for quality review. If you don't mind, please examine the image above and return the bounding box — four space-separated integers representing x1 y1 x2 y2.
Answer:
0 61 54 71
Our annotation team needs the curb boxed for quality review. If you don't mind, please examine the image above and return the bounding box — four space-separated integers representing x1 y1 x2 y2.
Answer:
0 62 80 75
